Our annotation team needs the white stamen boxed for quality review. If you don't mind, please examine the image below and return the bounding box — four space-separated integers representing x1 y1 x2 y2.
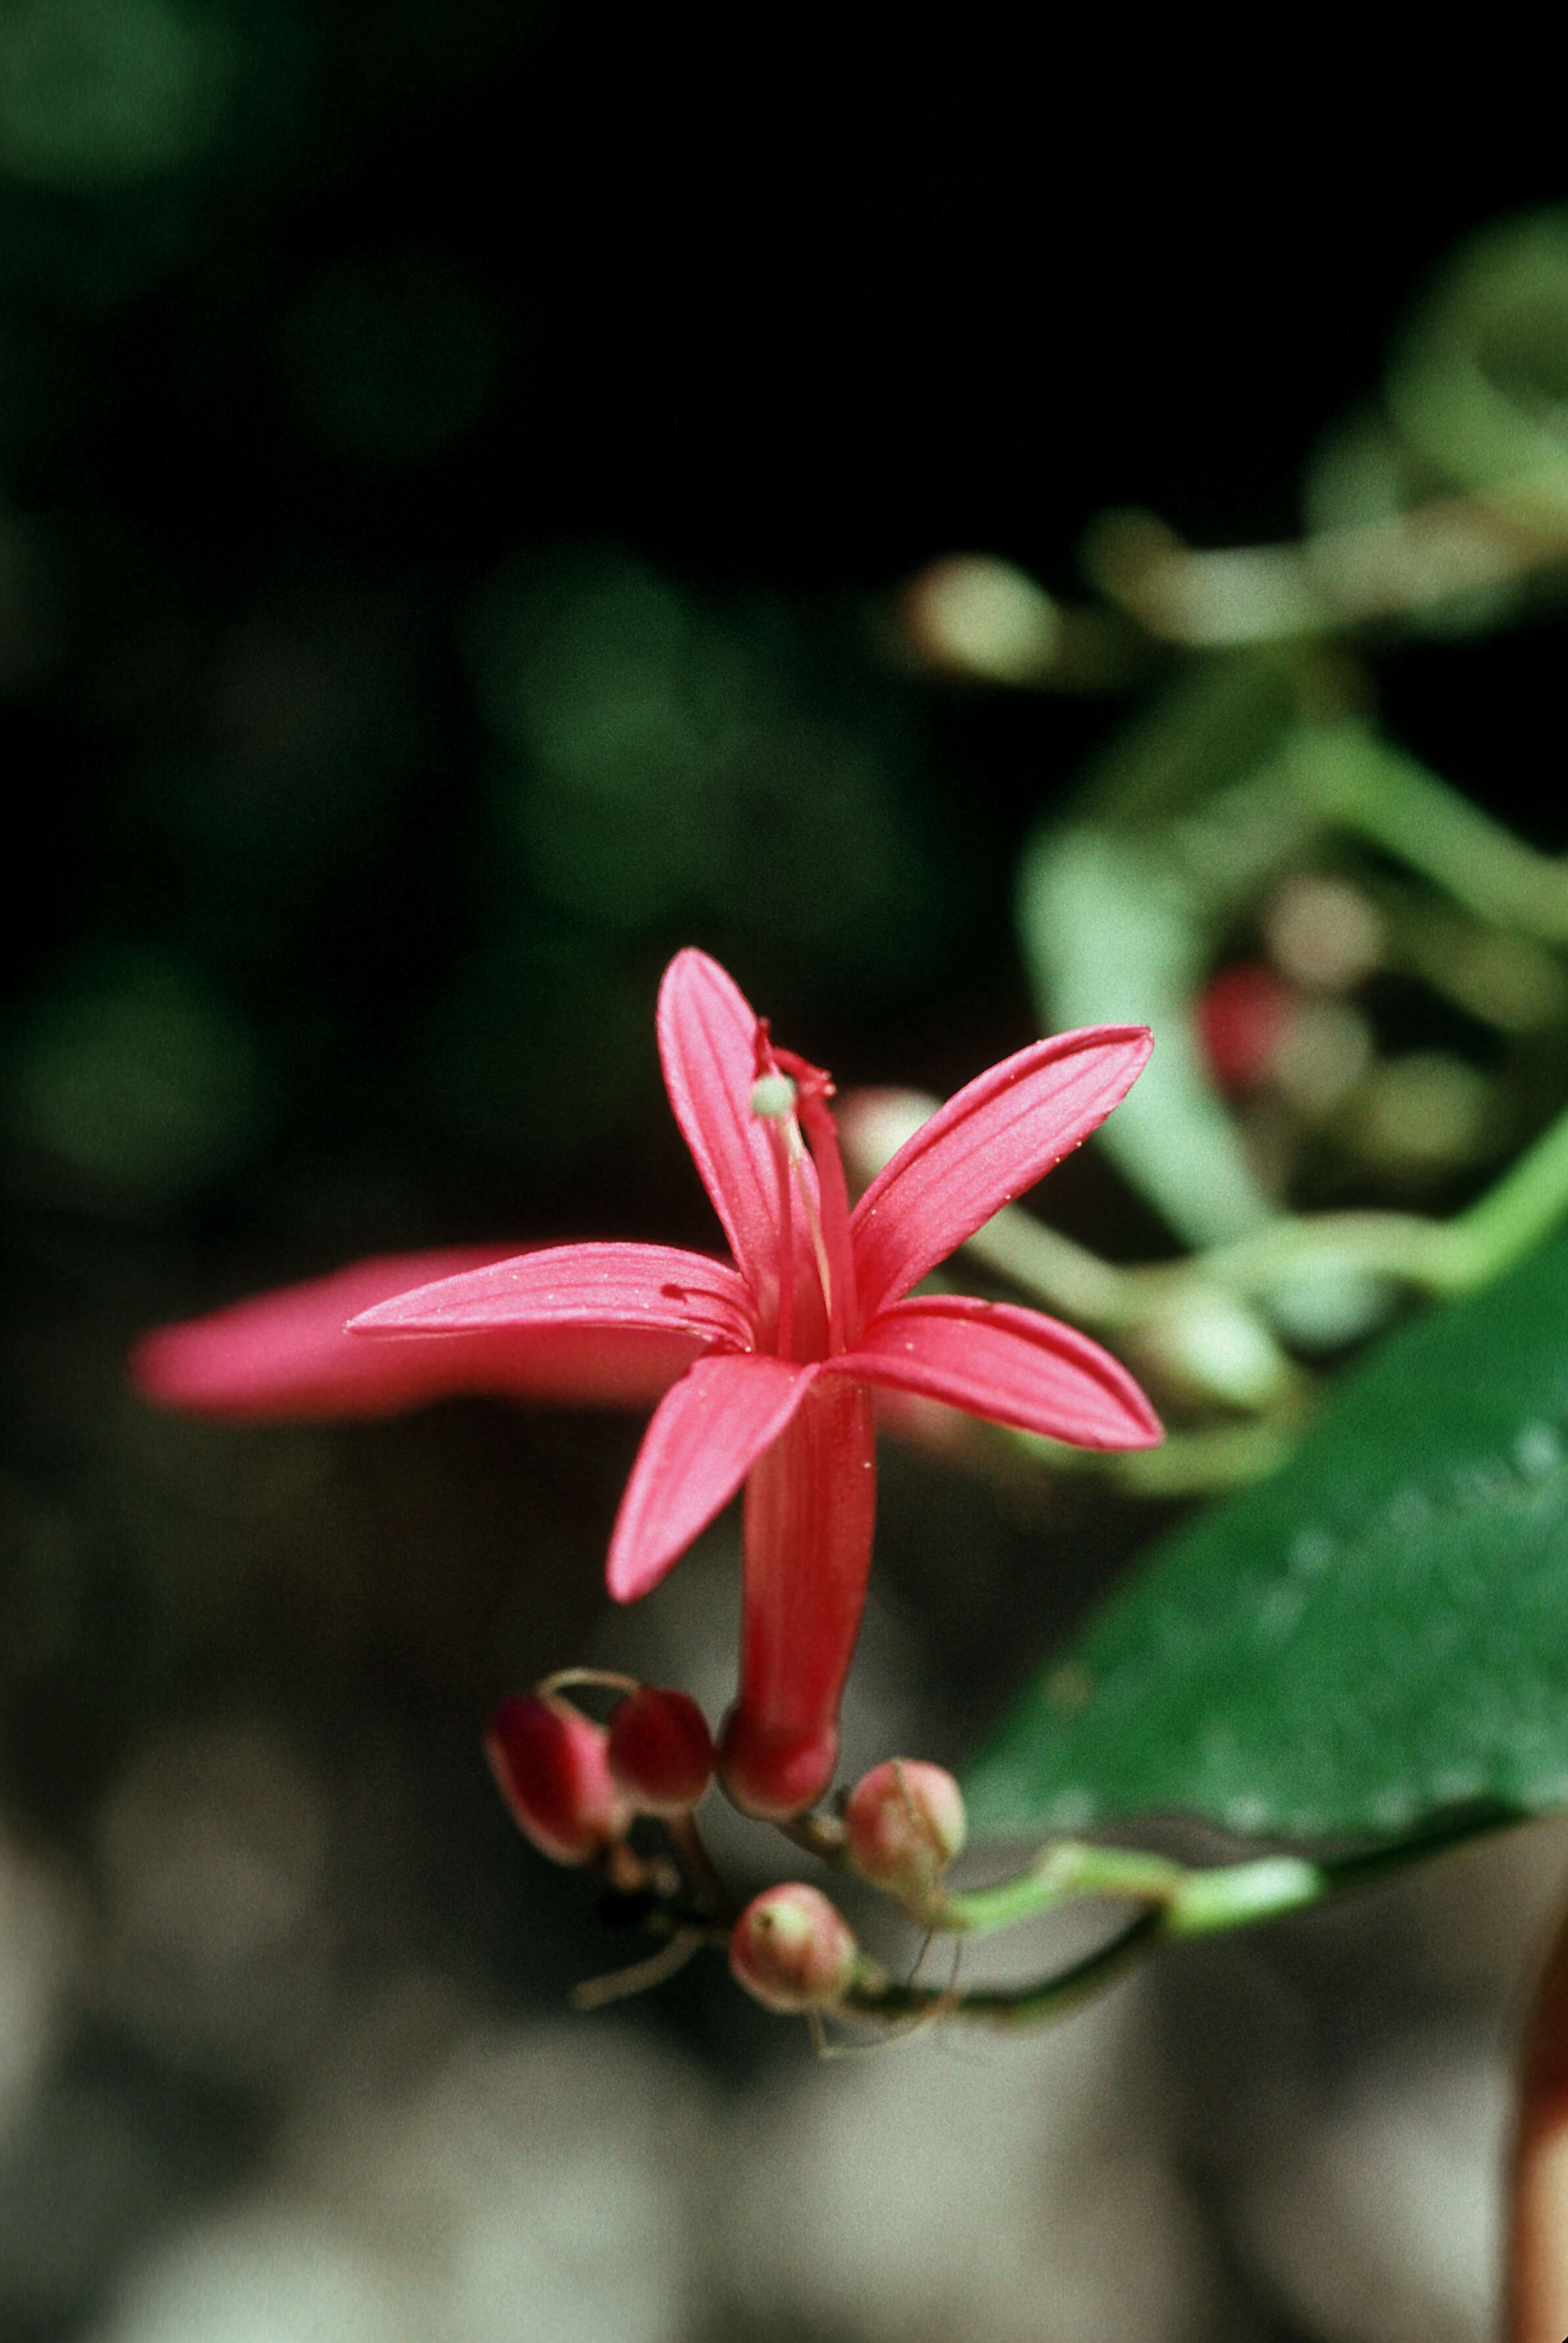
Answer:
796 1162 834 1322
758 1086 834 1324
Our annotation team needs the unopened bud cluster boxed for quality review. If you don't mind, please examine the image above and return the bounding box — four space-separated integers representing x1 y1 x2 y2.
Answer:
486 1684 968 2030
725 1759 966 2019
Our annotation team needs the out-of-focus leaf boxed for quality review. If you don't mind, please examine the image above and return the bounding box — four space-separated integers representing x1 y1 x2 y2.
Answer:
1018 656 1307 1250
1387 209 1568 509
966 1234 1568 1842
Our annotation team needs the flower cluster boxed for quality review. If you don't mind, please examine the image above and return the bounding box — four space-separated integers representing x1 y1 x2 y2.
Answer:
134 949 1159 2003
485 1680 970 2021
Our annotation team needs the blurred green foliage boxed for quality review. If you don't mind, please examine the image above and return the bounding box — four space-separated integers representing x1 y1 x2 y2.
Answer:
0 0 238 190
1 945 268 1209
0 0 995 1229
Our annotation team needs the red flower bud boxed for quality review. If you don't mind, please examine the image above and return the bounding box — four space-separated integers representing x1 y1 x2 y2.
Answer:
1196 961 1294 1094
843 1759 966 1897
485 1694 632 1865
728 1884 859 2015
606 1685 716 1816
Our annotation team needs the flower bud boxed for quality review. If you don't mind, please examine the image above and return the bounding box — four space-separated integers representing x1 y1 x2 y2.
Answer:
728 1885 859 2015
899 554 1062 684
485 1694 632 1865
607 1685 715 1816
843 1759 966 1897
1196 961 1293 1094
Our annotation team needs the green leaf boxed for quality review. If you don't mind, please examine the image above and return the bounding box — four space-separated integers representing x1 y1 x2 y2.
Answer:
966 1234 1568 1842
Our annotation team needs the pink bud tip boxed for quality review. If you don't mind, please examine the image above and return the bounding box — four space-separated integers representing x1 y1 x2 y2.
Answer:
728 1885 859 2015
843 1759 967 1896
484 1695 632 1865
717 1708 838 1821
606 1686 716 1816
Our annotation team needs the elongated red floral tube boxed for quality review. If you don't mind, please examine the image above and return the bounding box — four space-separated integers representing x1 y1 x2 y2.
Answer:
719 1376 876 1818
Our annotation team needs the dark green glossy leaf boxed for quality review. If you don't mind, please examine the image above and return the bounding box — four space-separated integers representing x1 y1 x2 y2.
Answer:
966 1236 1568 1841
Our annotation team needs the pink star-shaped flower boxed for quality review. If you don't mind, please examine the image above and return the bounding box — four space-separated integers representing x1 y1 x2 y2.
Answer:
133 950 1159 1816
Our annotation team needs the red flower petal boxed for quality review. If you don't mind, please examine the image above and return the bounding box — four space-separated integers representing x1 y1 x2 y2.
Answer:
850 1026 1153 1317
129 1248 702 1420
719 1375 876 1818
606 1352 818 1602
348 1242 756 1352
830 1294 1162 1448
656 950 818 1323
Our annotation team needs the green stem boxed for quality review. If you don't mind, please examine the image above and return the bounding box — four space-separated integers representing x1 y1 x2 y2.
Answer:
833 1808 1522 2031
603 1807 1526 2034
1198 1209 1465 1300
957 1201 1134 1328
994 1416 1305 1498
933 1839 1187 1933
935 1804 1517 1956
841 1908 1164 2029
1314 1799 1522 1893
1295 728 1568 943
833 1859 1322 2032
931 1840 1322 1940
1445 1098 1568 1287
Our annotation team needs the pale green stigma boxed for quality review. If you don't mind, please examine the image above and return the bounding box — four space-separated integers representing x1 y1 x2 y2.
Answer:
750 1071 797 1121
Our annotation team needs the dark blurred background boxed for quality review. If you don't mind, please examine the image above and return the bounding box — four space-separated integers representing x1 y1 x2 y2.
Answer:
0 10 1562 2338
